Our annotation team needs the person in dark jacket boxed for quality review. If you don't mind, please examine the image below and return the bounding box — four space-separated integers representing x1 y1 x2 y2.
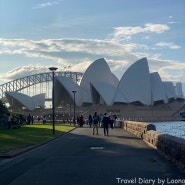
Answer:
102 113 110 136
79 115 84 127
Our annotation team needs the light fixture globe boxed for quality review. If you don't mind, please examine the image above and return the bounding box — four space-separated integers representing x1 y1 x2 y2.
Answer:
49 67 58 72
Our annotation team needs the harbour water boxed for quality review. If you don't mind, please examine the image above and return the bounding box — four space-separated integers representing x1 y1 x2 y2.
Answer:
151 121 185 140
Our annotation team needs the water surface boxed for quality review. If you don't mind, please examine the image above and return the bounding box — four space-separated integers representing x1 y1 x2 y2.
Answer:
151 121 185 139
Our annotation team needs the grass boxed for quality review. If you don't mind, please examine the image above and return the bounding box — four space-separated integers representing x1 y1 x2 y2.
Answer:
0 123 75 152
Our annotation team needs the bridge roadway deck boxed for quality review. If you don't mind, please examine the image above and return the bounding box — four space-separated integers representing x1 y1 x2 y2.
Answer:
0 127 185 185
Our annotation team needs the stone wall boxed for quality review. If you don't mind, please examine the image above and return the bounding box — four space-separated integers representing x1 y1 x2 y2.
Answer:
143 130 185 170
123 120 156 138
118 120 185 170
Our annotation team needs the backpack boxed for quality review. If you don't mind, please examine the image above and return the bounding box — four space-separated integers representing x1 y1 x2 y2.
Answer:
93 116 99 124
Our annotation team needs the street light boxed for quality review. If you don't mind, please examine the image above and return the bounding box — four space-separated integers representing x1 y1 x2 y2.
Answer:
49 67 58 134
72 90 77 126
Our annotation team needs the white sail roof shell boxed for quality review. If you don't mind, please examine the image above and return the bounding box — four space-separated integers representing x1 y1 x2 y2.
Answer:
80 58 119 104
163 81 176 100
5 92 45 110
150 72 167 104
90 81 117 105
112 88 129 104
55 76 84 106
175 82 183 98
114 57 152 105
32 93 45 108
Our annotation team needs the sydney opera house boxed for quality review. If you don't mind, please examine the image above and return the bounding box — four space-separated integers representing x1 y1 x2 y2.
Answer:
55 57 183 106
5 57 184 121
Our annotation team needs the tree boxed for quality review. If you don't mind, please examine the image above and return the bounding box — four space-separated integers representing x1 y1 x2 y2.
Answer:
0 100 8 118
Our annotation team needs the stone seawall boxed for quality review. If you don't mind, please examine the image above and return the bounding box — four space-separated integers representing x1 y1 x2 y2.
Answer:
118 120 185 170
123 120 156 138
143 130 185 170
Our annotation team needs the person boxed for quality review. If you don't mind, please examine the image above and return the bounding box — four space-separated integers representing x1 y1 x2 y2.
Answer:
109 113 114 129
37 116 41 122
113 115 117 128
2 113 8 129
99 113 104 128
7 113 11 129
88 114 93 128
79 115 84 127
77 116 80 126
31 115 34 124
19 114 24 126
11 115 17 125
27 114 32 124
102 113 110 136
43 116 46 124
92 112 99 135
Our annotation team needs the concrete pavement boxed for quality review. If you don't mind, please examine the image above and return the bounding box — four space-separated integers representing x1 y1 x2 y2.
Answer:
0 126 185 185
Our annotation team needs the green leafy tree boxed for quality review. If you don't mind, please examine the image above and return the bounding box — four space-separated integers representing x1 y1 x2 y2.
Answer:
0 100 8 118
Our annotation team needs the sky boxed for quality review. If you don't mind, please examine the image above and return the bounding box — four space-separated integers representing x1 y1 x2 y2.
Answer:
0 0 185 93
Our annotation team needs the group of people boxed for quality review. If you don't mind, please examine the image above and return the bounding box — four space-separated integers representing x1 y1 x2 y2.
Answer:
76 112 117 136
1 113 49 129
2 113 24 129
77 115 85 127
27 115 47 124
89 112 117 136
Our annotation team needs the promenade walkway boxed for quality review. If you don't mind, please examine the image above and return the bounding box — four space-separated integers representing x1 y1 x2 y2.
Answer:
0 127 184 185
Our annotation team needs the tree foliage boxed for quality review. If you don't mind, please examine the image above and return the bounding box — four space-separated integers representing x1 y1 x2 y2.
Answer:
0 100 8 118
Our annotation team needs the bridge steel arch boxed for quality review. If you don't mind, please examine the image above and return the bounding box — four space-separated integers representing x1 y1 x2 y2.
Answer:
0 71 83 100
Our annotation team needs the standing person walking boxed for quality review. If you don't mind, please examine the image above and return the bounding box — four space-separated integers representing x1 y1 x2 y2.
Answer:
88 114 93 128
99 113 103 128
109 113 114 129
102 113 110 136
79 115 84 127
92 112 99 135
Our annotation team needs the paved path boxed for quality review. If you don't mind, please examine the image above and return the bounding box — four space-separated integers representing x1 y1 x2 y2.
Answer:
0 127 185 185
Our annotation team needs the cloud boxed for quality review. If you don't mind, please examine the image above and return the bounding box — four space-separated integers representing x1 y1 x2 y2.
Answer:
148 58 185 83
110 23 170 41
1 64 50 81
0 38 138 64
168 21 181 24
0 38 138 82
0 37 185 87
168 15 181 24
144 23 169 33
155 42 181 49
33 1 60 9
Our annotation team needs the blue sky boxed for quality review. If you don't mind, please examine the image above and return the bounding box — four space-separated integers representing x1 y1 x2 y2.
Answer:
0 0 185 92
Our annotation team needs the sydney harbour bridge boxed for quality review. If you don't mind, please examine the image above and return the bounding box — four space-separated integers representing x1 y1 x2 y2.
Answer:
0 70 119 121
0 71 83 103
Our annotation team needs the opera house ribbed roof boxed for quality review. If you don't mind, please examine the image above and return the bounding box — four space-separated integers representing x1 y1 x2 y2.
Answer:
5 57 183 110
54 57 181 107
5 92 45 111
114 57 152 105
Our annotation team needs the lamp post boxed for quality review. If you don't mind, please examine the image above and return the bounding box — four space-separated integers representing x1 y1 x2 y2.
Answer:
72 90 77 126
49 67 58 134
